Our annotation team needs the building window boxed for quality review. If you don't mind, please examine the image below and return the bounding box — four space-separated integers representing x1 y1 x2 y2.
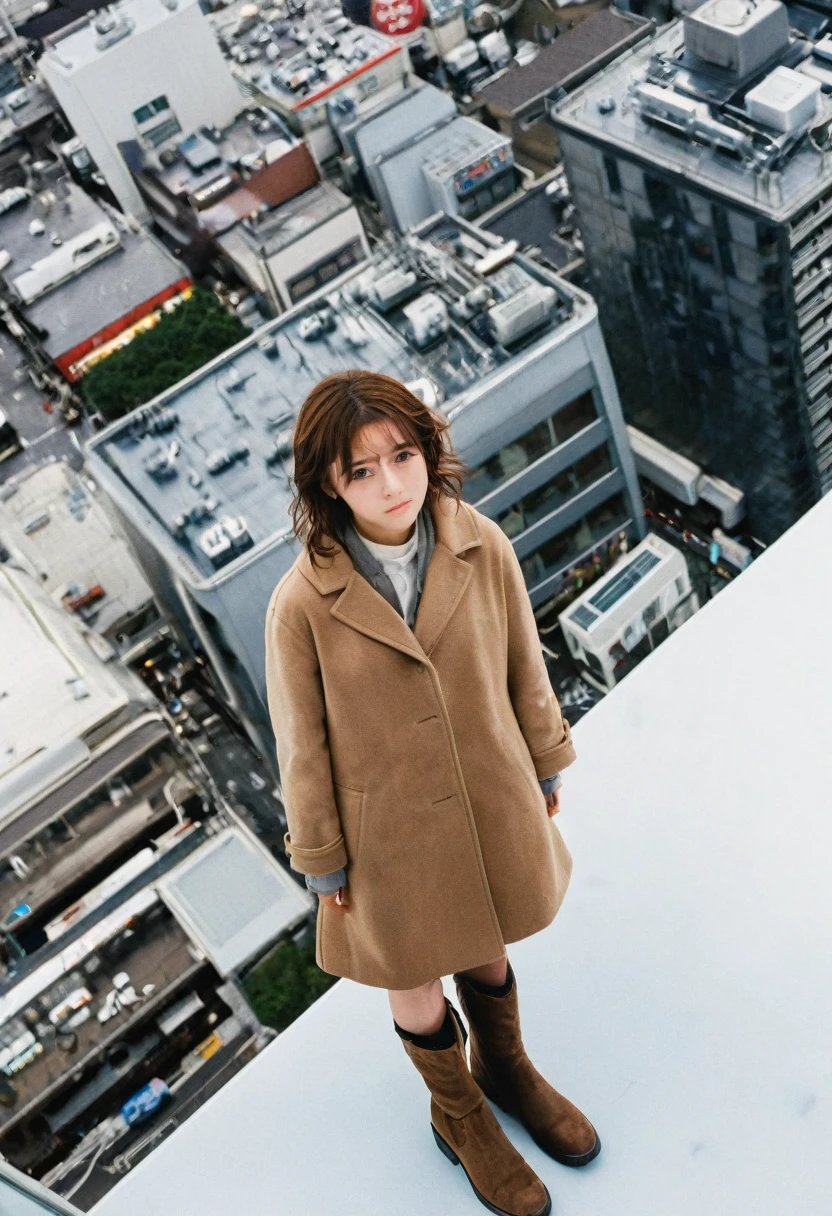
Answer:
286 239 365 304
518 492 629 589
457 168 516 221
133 95 181 148
495 444 613 538
603 156 622 198
464 391 597 501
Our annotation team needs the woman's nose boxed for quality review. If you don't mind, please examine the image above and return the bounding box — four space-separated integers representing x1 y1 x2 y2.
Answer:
382 465 404 492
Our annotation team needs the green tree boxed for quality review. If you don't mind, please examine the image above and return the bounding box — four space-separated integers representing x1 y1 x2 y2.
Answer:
81 287 248 420
242 938 338 1033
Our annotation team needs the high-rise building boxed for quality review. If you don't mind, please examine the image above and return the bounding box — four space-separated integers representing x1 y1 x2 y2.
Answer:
39 0 243 220
86 214 644 760
549 1 832 542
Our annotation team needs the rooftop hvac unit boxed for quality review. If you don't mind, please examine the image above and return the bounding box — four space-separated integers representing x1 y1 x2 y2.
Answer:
403 292 449 348
487 284 556 346
744 66 820 133
683 0 789 79
627 425 701 505
93 9 136 51
371 268 418 312
198 516 253 569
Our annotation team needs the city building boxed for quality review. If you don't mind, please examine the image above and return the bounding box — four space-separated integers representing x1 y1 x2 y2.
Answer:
0 80 58 179
39 0 244 220
0 559 312 1180
215 180 370 315
0 174 190 381
86 213 644 759
119 106 317 264
558 531 698 691
212 2 411 163
477 166 585 282
0 458 162 663
79 423 832 1216
332 82 520 231
473 6 652 172
120 104 370 314
549 2 832 542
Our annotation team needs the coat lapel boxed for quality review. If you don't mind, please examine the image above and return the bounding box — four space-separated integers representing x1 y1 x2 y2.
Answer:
298 495 483 662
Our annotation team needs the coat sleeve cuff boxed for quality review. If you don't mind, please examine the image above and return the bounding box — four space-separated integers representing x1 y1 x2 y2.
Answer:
305 867 347 894
538 773 562 795
529 720 576 781
283 831 348 877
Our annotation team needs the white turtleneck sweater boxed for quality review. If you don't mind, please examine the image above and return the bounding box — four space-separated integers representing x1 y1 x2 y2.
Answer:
360 523 419 623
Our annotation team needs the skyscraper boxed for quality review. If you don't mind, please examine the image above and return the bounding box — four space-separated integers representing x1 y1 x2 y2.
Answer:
550 0 832 541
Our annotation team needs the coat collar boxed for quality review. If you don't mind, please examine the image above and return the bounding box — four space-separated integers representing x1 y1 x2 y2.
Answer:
297 494 482 662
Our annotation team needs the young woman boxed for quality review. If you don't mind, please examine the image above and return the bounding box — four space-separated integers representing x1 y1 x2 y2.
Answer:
265 370 599 1216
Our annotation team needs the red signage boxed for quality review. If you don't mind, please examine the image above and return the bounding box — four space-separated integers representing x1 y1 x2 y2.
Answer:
370 0 425 37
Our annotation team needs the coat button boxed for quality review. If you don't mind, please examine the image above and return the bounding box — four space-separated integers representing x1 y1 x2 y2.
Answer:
415 662 425 673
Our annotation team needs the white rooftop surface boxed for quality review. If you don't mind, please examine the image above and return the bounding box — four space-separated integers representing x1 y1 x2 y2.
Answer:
43 0 202 74
91 489 832 1216
0 567 130 784
157 826 314 975
0 461 153 634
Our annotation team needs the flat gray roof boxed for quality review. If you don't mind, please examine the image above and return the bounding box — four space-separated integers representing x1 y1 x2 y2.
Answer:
217 180 353 257
88 215 591 585
148 106 294 202
0 459 154 637
0 181 187 358
551 17 832 221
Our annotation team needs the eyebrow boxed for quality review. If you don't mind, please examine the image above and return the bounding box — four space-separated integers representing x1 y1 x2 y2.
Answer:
347 441 414 471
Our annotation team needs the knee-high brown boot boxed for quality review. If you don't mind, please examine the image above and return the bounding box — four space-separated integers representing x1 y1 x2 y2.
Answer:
454 962 600 1168
395 996 552 1216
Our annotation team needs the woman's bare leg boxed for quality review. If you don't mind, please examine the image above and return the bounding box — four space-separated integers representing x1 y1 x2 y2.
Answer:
388 952 509 1034
388 978 445 1035
456 952 508 987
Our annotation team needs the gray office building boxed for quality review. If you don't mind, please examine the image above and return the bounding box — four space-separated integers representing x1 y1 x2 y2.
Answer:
86 214 644 760
550 0 832 542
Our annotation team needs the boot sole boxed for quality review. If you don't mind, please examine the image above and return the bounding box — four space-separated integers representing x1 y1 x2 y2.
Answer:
431 1124 552 1216
486 1096 602 1168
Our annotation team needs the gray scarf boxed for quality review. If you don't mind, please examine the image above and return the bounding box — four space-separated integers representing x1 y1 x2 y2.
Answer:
336 500 435 629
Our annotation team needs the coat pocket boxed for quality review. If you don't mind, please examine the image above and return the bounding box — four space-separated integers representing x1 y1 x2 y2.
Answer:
333 784 365 865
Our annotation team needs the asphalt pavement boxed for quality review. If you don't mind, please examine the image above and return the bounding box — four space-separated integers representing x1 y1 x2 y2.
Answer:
0 331 88 483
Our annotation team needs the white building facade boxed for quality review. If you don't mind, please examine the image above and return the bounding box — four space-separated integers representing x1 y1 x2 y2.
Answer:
39 0 243 220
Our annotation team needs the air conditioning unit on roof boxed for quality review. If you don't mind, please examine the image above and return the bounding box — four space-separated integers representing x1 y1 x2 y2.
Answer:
683 0 789 79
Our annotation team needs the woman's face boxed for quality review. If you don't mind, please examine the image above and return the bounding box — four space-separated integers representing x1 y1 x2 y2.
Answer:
323 420 428 545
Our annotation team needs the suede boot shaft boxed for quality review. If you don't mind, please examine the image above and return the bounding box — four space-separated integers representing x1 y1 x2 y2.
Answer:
454 964 600 1167
397 996 551 1216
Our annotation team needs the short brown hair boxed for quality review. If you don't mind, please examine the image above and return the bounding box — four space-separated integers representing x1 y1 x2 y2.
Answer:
289 370 470 566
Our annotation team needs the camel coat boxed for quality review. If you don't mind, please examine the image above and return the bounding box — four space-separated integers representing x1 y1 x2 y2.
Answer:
264 493 577 990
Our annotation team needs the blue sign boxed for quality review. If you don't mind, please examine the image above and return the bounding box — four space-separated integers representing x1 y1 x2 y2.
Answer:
121 1078 171 1126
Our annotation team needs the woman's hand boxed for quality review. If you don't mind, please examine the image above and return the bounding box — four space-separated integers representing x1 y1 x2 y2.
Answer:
318 887 351 914
544 789 561 817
